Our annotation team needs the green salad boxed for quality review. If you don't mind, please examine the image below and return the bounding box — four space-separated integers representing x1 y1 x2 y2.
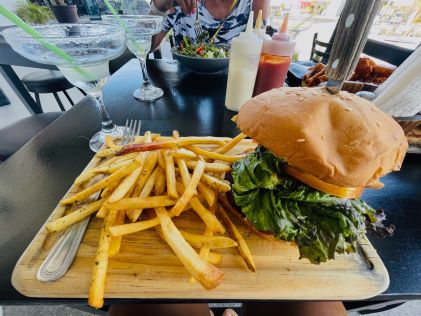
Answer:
231 146 384 264
177 34 229 59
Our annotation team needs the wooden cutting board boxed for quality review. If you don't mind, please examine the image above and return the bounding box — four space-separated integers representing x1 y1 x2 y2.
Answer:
12 139 389 300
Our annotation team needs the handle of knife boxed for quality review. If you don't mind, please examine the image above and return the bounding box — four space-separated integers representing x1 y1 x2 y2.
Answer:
37 217 90 282
326 0 381 94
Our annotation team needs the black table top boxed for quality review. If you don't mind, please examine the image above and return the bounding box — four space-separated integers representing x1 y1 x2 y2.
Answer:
0 59 420 304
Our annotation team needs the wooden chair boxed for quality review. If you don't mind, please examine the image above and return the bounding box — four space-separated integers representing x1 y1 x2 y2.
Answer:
310 33 333 64
363 38 415 66
21 70 86 112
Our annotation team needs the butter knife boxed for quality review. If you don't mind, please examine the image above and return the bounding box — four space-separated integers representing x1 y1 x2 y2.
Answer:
37 192 100 282
325 0 381 95
37 119 139 282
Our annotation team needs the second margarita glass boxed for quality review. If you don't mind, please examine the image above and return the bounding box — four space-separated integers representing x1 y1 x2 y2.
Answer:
103 15 164 101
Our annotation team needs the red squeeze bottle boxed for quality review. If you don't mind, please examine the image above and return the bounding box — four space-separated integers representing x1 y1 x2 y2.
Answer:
253 14 296 96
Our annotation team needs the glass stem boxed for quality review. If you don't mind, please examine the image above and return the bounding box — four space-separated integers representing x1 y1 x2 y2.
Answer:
138 57 151 88
91 90 116 133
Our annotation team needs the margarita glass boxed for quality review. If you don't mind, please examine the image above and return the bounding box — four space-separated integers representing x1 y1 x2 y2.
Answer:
2 23 126 152
102 15 164 101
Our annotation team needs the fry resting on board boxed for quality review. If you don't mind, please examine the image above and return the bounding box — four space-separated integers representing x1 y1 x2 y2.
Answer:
50 131 256 309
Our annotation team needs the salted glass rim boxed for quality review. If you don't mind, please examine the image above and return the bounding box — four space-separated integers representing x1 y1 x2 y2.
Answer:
101 14 163 22
1 23 125 40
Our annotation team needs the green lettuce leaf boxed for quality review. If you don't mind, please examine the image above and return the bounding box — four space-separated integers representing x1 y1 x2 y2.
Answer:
231 147 377 264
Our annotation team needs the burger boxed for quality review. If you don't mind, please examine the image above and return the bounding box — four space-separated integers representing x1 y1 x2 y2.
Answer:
228 87 408 264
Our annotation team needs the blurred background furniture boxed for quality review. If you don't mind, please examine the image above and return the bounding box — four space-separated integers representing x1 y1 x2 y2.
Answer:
0 111 62 162
0 88 10 107
21 70 86 112
363 38 416 67
310 33 333 63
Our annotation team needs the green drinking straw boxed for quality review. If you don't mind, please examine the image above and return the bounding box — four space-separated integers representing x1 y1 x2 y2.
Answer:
102 0 143 53
0 5 88 78
103 0 123 25
103 0 131 34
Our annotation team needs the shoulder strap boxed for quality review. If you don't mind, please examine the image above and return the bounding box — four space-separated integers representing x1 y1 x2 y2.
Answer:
209 0 240 43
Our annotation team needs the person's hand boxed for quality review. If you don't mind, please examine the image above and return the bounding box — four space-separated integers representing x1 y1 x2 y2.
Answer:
154 0 198 15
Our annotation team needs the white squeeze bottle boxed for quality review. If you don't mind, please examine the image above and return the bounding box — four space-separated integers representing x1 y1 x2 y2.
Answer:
225 11 263 111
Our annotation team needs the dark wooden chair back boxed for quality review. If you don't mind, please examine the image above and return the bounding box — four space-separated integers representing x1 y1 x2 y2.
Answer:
310 33 333 64
363 38 415 66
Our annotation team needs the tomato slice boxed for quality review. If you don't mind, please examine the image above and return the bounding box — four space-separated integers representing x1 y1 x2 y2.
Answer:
283 166 364 199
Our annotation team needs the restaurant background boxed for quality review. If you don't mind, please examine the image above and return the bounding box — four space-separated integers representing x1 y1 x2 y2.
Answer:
0 0 419 128
1 0 419 50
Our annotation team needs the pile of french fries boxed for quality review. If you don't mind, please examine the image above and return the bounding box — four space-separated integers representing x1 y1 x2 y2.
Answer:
45 131 256 309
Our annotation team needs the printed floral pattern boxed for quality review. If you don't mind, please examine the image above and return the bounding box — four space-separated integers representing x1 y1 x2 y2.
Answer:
163 0 252 45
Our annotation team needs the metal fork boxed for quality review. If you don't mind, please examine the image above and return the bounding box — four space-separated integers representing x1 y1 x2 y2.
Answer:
37 120 141 282
193 0 202 37
121 119 142 145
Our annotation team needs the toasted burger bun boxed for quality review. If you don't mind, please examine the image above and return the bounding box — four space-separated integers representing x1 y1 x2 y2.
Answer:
236 87 408 188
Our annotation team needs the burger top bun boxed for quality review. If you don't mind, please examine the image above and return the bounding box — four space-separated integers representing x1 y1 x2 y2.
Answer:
236 87 408 188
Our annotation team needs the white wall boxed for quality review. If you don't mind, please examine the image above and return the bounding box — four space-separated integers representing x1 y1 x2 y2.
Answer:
0 0 18 26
